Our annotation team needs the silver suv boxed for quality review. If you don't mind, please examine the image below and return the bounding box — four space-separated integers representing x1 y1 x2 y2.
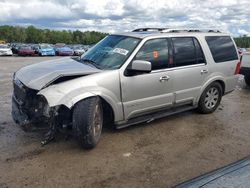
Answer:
12 28 240 149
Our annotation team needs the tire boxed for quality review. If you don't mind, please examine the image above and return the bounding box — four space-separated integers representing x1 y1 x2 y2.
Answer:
245 76 250 86
73 97 103 149
198 82 223 114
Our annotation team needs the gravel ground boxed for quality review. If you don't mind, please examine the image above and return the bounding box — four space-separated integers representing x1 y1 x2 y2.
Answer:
0 56 249 188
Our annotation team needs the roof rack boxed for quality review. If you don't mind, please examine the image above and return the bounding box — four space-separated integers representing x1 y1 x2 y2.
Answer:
132 28 168 32
161 28 221 33
132 28 221 33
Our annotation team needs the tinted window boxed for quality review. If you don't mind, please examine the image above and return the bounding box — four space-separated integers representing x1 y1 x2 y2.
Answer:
206 36 238 63
172 37 196 66
135 39 169 70
194 38 206 64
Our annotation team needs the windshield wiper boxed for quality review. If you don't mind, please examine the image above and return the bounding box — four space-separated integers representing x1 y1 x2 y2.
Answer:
81 59 102 69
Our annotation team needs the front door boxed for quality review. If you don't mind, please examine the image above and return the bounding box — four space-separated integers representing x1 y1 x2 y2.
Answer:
120 38 175 120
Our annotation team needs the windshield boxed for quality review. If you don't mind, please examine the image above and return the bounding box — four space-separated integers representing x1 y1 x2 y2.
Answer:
21 46 32 50
80 35 140 70
0 45 9 49
40 44 52 49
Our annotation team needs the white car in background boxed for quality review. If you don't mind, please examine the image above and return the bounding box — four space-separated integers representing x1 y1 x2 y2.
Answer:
0 44 13 56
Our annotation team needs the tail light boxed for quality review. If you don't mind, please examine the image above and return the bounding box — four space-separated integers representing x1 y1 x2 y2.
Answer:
234 61 241 75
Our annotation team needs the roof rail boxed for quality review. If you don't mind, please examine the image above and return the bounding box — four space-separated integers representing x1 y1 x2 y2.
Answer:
132 28 168 32
161 28 221 33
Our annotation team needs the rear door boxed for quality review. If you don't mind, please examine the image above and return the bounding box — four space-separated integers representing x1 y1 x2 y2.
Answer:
170 37 209 105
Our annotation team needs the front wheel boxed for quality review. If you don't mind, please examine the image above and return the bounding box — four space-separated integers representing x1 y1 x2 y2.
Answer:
245 75 250 86
198 82 223 114
73 97 103 149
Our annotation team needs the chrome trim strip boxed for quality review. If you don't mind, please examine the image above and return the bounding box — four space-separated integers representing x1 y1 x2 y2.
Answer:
151 63 206 73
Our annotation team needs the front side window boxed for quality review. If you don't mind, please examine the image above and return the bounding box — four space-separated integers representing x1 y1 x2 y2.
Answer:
205 36 238 63
134 38 169 70
80 35 140 70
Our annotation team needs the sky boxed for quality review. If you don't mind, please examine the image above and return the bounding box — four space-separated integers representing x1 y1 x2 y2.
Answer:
0 0 249 36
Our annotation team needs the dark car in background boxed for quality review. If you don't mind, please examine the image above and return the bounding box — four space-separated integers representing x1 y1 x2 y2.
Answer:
55 46 74 56
240 52 250 86
11 43 24 54
18 46 35 56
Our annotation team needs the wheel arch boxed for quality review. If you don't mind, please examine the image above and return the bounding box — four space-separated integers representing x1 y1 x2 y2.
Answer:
39 87 123 122
71 95 115 127
196 77 226 103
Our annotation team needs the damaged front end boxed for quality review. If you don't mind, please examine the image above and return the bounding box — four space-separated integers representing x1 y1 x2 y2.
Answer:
12 78 50 129
12 78 72 145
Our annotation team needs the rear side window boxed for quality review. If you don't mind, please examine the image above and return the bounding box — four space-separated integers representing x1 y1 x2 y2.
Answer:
205 36 238 63
135 38 169 70
172 37 205 67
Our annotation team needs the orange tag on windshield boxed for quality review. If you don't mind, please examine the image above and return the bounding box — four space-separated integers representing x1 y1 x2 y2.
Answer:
153 51 158 58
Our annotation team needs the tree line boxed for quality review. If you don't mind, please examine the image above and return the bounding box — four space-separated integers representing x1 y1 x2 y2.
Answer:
234 35 250 48
0 25 107 44
1 25 250 47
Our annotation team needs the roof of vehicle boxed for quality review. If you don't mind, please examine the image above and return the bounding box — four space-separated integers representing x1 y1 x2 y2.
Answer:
115 28 230 39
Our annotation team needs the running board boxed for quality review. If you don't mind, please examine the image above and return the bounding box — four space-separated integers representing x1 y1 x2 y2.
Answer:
115 105 197 129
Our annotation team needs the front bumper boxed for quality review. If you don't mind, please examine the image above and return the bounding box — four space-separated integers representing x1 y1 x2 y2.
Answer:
0 51 13 56
12 96 30 126
41 51 55 56
11 79 50 129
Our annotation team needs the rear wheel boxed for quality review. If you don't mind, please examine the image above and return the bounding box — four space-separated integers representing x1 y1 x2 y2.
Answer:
73 97 103 149
198 82 223 114
245 76 250 86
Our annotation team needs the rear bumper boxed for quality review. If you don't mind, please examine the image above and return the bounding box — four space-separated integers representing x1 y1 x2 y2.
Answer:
240 67 250 76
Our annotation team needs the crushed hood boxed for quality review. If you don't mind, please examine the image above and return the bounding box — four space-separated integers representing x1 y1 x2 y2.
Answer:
15 57 101 90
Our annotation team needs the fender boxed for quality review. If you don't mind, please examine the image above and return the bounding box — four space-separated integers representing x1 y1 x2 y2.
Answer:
38 85 124 122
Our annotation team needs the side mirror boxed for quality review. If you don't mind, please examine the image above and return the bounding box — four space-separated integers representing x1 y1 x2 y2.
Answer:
127 60 152 75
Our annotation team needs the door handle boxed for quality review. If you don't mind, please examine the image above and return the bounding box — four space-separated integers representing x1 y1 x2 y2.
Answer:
159 76 170 82
201 69 208 74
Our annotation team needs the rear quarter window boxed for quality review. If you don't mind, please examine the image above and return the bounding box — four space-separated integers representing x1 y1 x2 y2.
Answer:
205 36 238 63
